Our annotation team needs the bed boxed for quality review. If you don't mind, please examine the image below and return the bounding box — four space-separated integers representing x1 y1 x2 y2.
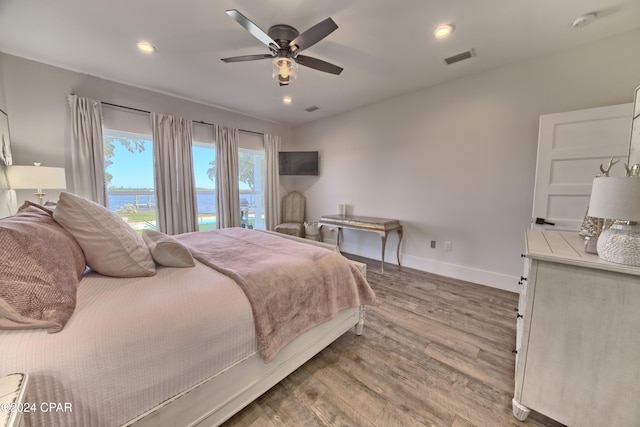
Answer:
0 193 375 427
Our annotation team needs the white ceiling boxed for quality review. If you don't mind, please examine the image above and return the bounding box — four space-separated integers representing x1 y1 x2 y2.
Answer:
0 0 638 126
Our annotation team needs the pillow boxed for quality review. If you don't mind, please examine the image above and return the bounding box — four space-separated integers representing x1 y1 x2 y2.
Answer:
142 230 195 268
0 201 86 332
53 192 156 278
43 200 57 211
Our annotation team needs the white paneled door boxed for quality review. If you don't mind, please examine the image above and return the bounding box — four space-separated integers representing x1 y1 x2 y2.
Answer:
532 103 632 231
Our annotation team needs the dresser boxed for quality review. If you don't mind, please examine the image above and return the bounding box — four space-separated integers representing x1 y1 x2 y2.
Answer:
513 230 640 426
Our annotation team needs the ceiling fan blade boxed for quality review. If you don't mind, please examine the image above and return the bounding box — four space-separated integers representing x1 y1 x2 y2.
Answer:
289 17 338 54
295 55 343 75
221 54 273 63
226 9 279 52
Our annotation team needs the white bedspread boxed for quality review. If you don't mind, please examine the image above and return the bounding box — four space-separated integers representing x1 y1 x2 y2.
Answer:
0 261 256 427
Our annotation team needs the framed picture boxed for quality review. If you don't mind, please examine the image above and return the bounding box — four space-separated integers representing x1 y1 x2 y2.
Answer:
0 108 12 166
628 85 640 169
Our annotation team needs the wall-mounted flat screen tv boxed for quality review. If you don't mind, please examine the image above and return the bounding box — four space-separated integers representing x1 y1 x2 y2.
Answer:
279 151 319 176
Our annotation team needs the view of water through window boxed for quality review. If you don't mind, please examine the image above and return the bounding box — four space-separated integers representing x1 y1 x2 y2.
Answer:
104 129 265 232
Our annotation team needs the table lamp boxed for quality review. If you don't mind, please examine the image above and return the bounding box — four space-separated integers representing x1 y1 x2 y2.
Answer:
7 162 67 205
587 176 640 266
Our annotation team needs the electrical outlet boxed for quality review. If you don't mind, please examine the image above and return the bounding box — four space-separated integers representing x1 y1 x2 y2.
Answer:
430 240 436 249
444 241 452 251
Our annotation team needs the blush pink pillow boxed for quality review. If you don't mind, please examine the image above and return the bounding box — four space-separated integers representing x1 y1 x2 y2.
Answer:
0 201 86 332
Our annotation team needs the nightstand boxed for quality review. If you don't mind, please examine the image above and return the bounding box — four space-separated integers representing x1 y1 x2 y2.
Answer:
0 373 29 427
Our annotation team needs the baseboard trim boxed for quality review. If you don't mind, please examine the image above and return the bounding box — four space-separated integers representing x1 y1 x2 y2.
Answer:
400 254 520 293
337 241 520 293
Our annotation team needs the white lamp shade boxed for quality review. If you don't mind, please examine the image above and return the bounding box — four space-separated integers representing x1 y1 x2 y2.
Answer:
587 177 640 221
7 165 67 190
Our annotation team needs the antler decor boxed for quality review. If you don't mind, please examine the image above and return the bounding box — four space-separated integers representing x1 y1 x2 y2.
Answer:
581 158 619 252
599 158 619 176
624 163 640 177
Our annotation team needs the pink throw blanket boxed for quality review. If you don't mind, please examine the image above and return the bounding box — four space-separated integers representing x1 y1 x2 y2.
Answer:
176 228 376 362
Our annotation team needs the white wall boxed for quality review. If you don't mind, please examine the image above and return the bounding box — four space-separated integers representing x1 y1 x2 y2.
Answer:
0 53 293 212
0 54 10 218
290 30 640 292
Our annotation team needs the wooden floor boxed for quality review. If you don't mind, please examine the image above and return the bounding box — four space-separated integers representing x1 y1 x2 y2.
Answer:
224 256 565 427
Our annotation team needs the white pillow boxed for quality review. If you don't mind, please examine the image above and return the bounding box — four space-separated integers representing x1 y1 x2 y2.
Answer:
142 229 195 268
53 192 156 277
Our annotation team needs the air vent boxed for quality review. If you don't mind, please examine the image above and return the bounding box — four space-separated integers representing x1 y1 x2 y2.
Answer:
305 106 320 112
444 48 476 65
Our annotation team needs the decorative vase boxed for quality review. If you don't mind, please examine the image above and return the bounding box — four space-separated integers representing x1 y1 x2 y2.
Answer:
596 222 640 266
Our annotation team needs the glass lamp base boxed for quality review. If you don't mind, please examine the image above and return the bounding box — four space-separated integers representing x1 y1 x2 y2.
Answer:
597 223 640 266
584 236 598 254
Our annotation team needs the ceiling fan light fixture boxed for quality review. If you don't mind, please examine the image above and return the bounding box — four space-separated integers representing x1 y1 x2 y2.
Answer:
273 56 298 85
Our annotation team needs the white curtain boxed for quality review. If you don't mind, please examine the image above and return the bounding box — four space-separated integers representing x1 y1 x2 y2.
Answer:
151 112 198 235
68 94 106 205
264 133 281 230
215 125 240 228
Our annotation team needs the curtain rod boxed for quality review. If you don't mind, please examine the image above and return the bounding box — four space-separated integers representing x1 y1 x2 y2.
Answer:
100 101 264 136
193 120 263 136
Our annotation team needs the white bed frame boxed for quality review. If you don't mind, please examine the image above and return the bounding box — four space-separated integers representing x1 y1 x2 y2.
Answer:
127 305 365 427
127 234 367 427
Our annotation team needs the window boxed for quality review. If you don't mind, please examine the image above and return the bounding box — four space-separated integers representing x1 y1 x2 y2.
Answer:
239 147 265 230
103 129 156 231
192 129 266 230
192 123 217 231
192 142 217 231
103 115 266 233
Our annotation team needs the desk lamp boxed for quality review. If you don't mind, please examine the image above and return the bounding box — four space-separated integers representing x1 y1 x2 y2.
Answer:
7 162 67 205
588 176 640 266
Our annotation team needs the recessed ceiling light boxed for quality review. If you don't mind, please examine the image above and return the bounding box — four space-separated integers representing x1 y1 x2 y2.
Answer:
434 24 455 39
137 41 157 54
283 96 292 104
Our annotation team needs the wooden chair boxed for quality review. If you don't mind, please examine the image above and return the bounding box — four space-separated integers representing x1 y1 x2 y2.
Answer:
274 191 306 237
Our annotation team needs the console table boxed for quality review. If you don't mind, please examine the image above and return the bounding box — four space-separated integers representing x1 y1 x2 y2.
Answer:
319 214 403 273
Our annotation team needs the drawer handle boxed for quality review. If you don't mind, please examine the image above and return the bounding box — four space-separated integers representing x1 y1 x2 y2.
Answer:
516 313 523 319
535 217 556 226
512 349 518 354
520 276 528 281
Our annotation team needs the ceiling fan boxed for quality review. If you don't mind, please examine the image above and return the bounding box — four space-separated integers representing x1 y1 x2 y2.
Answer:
221 9 343 86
